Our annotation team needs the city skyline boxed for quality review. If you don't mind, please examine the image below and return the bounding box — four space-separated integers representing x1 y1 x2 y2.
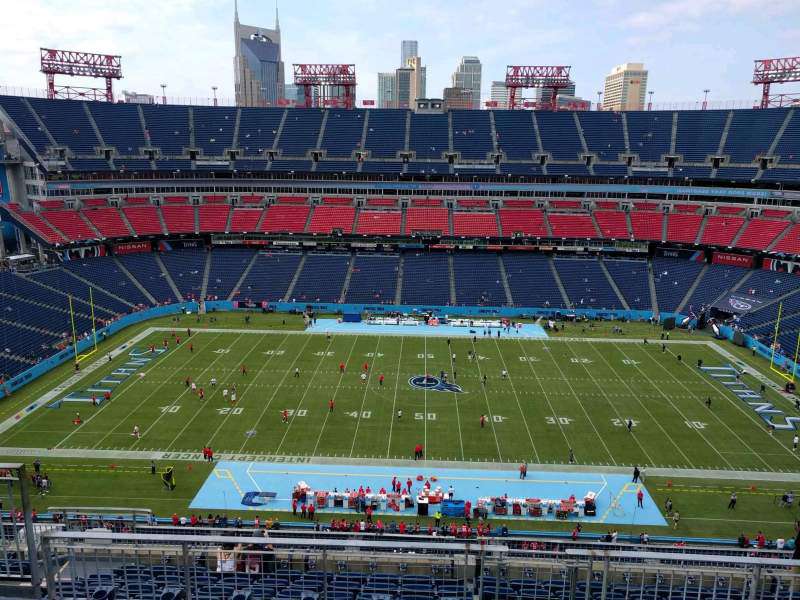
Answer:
1 0 798 107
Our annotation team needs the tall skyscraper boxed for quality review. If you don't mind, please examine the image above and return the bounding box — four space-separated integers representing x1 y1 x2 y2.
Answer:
532 82 576 106
395 68 413 109
490 81 509 109
451 56 482 109
377 72 396 109
233 1 285 107
406 56 426 103
603 63 648 111
401 40 418 67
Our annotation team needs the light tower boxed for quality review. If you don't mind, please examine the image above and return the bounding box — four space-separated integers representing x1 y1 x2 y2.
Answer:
40 48 122 102
504 65 572 110
753 56 800 108
293 64 357 109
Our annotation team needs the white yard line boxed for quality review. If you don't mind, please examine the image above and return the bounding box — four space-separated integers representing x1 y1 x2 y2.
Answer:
491 338 539 463
206 334 292 448
162 333 263 451
614 343 734 470
447 341 466 461
538 339 618 465
274 335 337 455
423 337 428 454
237 335 314 454
313 336 360 457
562 339 655 466
584 341 693 466
385 337 404 459
349 338 381 458
469 338 503 461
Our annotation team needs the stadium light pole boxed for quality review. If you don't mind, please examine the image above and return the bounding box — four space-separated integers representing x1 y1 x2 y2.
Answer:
212 86 218 107
648 91 653 111
160 83 167 105
702 89 710 110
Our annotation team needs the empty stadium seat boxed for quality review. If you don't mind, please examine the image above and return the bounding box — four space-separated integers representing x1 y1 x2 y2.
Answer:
452 212 498 237
308 206 356 234
82 207 132 238
356 210 401 235
548 213 598 238
259 205 310 234
405 207 449 235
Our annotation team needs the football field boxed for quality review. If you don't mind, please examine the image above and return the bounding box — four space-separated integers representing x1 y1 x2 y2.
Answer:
2 318 798 474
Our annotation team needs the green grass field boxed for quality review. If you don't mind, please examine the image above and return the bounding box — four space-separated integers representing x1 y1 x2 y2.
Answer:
1 312 799 540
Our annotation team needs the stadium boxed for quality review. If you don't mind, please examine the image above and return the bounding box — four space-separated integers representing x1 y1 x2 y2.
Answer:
1 6 800 599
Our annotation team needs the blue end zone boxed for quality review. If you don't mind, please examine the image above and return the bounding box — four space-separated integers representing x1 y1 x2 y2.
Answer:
190 461 665 526
307 318 549 339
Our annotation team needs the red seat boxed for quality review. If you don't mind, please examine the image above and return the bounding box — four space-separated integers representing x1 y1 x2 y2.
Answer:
198 205 231 232
259 205 310 233
735 218 789 251
123 206 163 236
700 215 746 246
9 208 66 244
498 208 547 237
594 210 629 239
41 210 96 241
773 224 800 254
453 212 498 236
160 205 195 234
308 206 355 234
229 208 262 233
82 207 131 238
548 213 598 238
629 211 664 241
550 200 582 210
356 210 401 235
405 207 449 235
666 213 703 243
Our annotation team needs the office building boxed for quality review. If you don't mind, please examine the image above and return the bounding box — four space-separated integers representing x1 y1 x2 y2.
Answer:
377 73 396 109
443 87 473 111
532 82 576 107
603 63 648 111
233 1 285 107
395 68 413 109
406 56 426 104
401 40 418 67
490 81 509 109
451 56 482 109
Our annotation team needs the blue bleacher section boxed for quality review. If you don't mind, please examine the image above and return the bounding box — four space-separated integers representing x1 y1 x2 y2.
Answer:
206 248 256 300
593 163 629 176
88 101 146 155
26 268 129 316
362 161 404 173
579 112 626 161
536 112 583 161
494 111 537 160
401 252 451 305
673 166 712 179
547 163 591 176
237 253 302 302
345 254 399 304
602 260 652 311
116 158 153 171
652 257 704 313
63 256 152 307
237 107 284 156
722 108 788 163
553 257 621 309
0 96 52 153
278 109 323 157
406 161 448 174
451 110 493 160
761 167 800 181
234 159 268 171
316 161 358 172
452 253 506 305
321 109 364 157
140 105 190 155
716 167 758 180
682 263 749 310
774 110 800 164
290 254 350 303
155 159 193 171
626 111 672 161
363 110 406 158
499 163 544 176
409 113 449 159
69 158 112 171
674 110 727 162
270 159 312 172
503 254 565 309
117 253 177 304
192 106 236 156
159 249 206 301
28 98 99 155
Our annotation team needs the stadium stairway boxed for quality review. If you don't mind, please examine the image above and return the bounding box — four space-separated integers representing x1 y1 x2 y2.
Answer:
199 251 212 299
647 263 660 315
113 256 157 305
283 254 307 301
693 215 709 245
394 254 405 305
227 252 259 301
338 254 357 303
497 254 514 306
676 263 709 313
548 257 572 309
154 253 184 302
447 255 457 305
598 257 630 310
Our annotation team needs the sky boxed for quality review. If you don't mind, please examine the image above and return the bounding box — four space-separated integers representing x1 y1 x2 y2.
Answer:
1 0 799 107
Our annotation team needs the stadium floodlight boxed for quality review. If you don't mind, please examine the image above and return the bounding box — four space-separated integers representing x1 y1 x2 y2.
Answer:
40 48 122 102
293 64 357 109
505 65 572 110
753 56 800 108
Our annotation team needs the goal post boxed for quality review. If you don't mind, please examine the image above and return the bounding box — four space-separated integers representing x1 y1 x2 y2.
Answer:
769 301 799 383
68 287 99 364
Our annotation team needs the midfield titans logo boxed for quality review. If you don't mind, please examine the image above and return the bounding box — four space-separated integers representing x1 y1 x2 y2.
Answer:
728 298 752 311
408 375 464 393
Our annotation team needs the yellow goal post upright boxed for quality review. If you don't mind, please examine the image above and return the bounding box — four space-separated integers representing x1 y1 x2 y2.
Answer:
769 301 800 383
68 287 99 364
